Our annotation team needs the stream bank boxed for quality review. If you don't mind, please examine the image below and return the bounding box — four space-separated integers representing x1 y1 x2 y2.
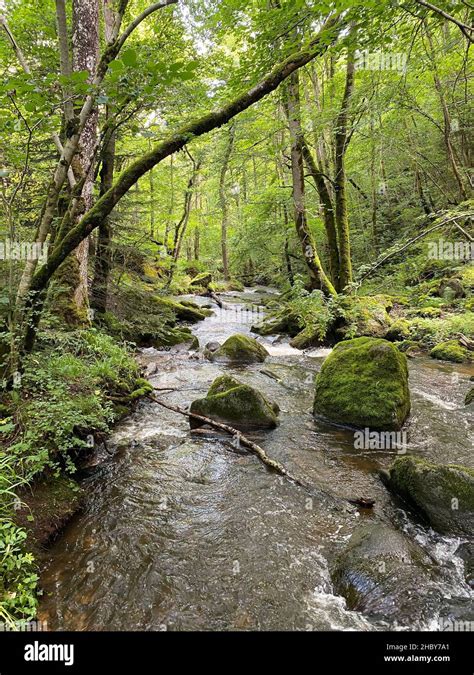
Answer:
37 288 473 631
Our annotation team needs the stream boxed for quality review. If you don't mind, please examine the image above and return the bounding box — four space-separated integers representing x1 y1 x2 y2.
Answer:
38 288 474 631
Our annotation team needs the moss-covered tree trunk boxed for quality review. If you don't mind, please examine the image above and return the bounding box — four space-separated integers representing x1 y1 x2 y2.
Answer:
334 48 355 291
284 72 336 297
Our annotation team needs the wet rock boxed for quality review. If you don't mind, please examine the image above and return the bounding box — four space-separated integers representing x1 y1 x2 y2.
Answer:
190 374 279 430
289 327 324 350
430 340 471 363
153 296 208 323
456 542 474 588
206 333 269 364
383 455 474 537
313 337 410 430
331 523 439 624
465 387 474 406
205 341 220 352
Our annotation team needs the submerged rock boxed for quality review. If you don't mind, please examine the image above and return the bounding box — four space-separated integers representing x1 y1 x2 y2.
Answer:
313 337 410 430
383 455 474 537
331 523 438 624
190 375 279 430
206 333 269 364
430 340 471 363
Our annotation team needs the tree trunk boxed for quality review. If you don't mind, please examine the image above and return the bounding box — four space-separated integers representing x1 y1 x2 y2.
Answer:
284 72 336 296
71 0 100 311
219 125 235 281
334 48 355 291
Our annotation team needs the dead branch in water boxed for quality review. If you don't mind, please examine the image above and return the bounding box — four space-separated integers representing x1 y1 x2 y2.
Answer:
147 393 307 487
146 393 371 510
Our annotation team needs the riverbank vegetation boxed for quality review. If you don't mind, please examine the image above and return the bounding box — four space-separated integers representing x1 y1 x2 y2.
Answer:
0 0 472 623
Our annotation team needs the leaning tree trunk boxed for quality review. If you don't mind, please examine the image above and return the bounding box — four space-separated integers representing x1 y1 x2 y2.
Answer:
19 15 344 357
284 72 336 296
219 124 235 281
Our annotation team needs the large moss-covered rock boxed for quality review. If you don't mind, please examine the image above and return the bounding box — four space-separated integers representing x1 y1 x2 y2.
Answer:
337 295 393 340
207 333 269 364
190 375 279 430
331 523 438 623
313 337 410 430
289 327 324 350
384 456 474 536
430 340 471 363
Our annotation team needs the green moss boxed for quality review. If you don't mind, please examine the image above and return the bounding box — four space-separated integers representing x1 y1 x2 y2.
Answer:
189 272 212 288
252 310 300 337
314 337 410 430
190 375 279 430
210 333 269 363
385 319 411 341
337 295 393 340
430 340 471 363
386 455 474 536
153 296 207 323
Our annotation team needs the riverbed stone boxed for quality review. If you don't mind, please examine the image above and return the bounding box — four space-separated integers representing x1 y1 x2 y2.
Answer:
383 455 474 536
313 337 410 430
331 523 438 623
189 375 279 430
206 333 269 363
465 387 474 406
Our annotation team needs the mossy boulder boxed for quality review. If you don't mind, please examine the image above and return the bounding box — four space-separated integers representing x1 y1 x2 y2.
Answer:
314 337 410 430
289 327 324 350
385 318 411 342
158 327 199 350
252 310 300 337
337 295 393 340
430 340 471 363
189 272 212 288
207 333 269 364
153 296 207 323
438 278 465 301
190 375 279 430
331 523 438 623
384 456 474 536
465 387 474 406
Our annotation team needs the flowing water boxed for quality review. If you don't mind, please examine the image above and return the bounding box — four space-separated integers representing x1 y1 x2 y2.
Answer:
39 288 474 631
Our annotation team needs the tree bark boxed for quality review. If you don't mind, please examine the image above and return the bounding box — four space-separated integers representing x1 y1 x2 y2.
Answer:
284 71 336 296
219 125 235 281
334 48 355 291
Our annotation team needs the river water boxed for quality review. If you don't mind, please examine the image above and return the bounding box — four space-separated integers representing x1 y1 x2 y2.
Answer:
38 288 473 631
